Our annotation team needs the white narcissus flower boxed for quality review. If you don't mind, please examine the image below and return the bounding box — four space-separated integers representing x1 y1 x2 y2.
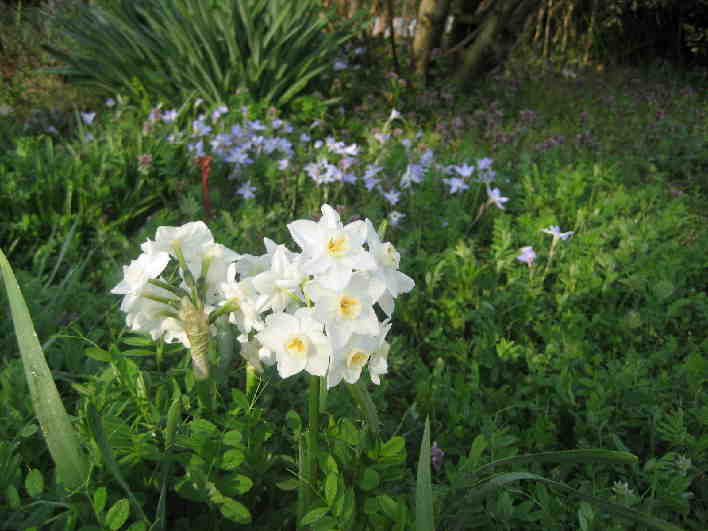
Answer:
232 238 291 279
365 220 415 316
305 272 380 348
200 243 240 303
541 225 574 240
251 246 306 313
110 251 170 311
369 320 392 385
327 333 379 389
151 221 214 264
256 308 331 379
220 266 268 336
238 338 274 373
288 204 377 290
121 284 176 341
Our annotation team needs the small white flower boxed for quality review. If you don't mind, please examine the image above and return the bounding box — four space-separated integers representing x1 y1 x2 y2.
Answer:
541 225 574 240
486 186 509 210
200 243 241 303
219 273 267 336
454 163 475 178
368 320 392 385
257 308 331 378
327 333 379 388
389 211 406 226
305 272 380 348
516 246 536 265
81 112 96 125
123 286 177 341
365 219 414 315
162 109 178 123
251 246 306 312
477 157 493 171
443 177 469 194
237 180 257 199
151 221 214 265
382 188 401 205
238 338 269 372
288 204 376 290
111 250 169 293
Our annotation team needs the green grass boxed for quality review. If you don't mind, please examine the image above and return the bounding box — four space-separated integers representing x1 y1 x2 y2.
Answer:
1 2 707 529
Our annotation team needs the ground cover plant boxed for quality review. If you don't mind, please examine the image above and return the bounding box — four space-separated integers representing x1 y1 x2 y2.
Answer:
1 1 708 530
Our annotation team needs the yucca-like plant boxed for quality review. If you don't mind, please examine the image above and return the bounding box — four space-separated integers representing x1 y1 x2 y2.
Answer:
44 0 359 107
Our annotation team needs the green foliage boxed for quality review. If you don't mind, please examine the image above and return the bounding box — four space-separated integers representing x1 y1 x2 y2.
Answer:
0 248 89 491
44 0 360 108
1 18 707 529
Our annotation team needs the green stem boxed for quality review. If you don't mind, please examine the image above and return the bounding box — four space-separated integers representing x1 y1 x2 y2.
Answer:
298 375 321 527
542 240 558 279
245 364 258 399
216 318 234 386
195 378 214 412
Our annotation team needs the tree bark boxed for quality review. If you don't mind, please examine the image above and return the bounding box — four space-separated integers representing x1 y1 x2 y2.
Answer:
454 0 538 85
412 0 452 82
348 0 362 18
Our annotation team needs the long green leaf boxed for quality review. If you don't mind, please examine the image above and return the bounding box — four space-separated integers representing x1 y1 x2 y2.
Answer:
0 249 88 490
416 417 435 531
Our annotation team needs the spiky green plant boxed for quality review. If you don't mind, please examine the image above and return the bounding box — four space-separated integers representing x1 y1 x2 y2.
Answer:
44 0 360 108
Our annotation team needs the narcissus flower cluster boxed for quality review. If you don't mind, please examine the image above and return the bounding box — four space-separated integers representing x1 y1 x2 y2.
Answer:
112 204 414 388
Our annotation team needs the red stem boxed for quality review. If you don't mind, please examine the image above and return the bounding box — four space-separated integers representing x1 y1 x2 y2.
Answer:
197 156 213 219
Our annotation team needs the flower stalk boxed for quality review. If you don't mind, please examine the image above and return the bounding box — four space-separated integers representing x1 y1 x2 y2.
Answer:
299 374 321 527
196 155 213 220
245 364 258 398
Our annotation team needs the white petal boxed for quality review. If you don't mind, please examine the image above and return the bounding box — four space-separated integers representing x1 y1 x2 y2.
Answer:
277 351 306 378
320 204 342 229
287 220 323 256
318 266 352 291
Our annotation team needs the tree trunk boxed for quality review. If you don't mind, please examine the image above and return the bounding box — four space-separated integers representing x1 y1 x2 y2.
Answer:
348 0 362 18
454 0 538 85
412 0 452 82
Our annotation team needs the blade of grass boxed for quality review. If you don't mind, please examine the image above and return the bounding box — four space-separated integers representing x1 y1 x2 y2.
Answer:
416 417 435 531
155 393 181 531
86 402 149 524
0 248 88 491
44 216 79 289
